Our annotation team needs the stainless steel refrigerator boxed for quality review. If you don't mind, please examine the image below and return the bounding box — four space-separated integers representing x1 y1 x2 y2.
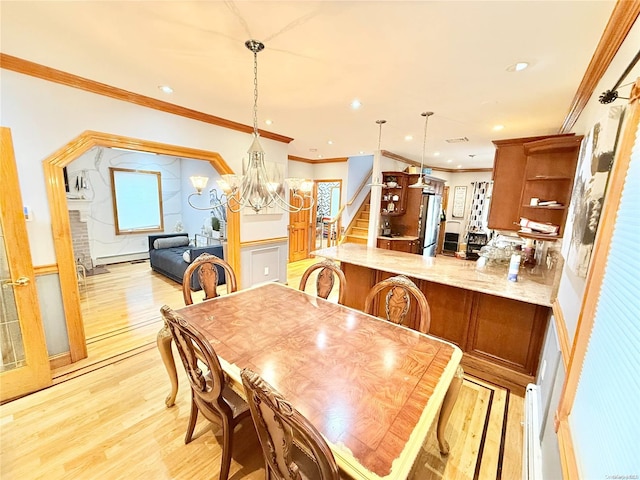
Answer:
418 192 442 257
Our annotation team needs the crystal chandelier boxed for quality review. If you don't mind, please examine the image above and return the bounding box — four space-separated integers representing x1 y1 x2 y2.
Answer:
409 111 434 188
188 40 314 213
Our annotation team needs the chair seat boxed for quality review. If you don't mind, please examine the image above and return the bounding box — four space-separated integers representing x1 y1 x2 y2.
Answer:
222 384 250 418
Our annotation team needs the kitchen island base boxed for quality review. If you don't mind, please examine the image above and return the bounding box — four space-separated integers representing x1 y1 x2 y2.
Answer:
340 260 550 395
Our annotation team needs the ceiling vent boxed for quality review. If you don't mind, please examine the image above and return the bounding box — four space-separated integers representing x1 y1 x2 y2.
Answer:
445 136 469 143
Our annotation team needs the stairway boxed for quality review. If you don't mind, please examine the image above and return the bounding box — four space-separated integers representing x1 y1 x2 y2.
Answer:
343 198 371 245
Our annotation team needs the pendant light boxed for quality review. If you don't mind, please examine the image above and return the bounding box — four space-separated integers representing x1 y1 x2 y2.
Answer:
409 111 434 189
188 39 314 213
368 119 388 187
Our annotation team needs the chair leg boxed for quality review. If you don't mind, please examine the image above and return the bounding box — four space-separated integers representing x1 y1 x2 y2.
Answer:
436 365 464 455
157 324 179 407
185 395 199 444
218 416 233 480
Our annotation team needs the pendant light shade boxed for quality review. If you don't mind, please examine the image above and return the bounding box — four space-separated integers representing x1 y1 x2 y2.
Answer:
409 111 434 189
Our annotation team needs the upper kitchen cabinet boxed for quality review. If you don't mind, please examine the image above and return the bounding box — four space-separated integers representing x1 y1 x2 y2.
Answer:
488 133 578 232
520 135 583 237
381 172 408 215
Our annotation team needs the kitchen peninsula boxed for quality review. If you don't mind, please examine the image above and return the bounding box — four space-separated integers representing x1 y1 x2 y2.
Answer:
312 243 560 393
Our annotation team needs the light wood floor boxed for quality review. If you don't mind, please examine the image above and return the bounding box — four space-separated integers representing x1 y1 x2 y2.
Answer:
1 257 523 479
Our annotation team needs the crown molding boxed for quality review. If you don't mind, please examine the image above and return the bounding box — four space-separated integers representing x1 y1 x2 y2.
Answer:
380 150 492 173
559 0 640 133
288 155 348 164
0 53 293 144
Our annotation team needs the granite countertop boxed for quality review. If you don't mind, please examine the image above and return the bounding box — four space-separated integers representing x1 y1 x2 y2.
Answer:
377 235 419 241
312 244 559 307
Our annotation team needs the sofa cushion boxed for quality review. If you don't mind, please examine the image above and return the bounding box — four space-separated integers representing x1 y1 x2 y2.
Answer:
183 250 191 263
153 236 189 249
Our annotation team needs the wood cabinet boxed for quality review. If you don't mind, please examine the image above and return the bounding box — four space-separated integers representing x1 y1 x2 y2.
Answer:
381 172 408 215
488 133 578 232
520 135 583 237
377 237 419 253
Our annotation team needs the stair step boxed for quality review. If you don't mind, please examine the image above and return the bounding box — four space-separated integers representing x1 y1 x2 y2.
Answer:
351 227 368 236
356 219 369 228
345 235 368 245
360 212 370 220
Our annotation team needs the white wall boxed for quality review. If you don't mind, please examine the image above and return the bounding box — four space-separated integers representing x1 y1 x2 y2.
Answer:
179 158 221 237
68 148 183 263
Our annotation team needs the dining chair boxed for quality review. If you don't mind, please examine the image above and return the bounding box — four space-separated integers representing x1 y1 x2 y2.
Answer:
240 368 341 480
182 252 238 305
161 305 252 480
159 253 239 408
363 274 431 334
298 259 347 305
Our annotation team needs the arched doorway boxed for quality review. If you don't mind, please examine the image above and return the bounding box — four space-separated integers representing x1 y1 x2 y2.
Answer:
44 130 240 362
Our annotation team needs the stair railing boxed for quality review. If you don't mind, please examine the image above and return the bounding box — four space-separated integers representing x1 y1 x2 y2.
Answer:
322 168 373 247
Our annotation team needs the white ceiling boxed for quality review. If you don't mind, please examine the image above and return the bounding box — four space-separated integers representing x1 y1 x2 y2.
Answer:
1 1 618 168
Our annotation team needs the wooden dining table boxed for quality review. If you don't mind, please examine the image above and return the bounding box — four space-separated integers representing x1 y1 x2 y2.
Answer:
163 282 463 480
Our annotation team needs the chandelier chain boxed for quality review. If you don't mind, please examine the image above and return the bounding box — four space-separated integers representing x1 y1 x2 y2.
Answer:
253 49 259 135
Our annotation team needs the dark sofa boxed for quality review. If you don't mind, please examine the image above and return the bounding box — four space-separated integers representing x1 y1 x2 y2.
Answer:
148 233 226 291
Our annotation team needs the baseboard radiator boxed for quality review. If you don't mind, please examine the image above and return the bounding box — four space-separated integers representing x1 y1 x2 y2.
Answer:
94 251 149 266
523 384 543 480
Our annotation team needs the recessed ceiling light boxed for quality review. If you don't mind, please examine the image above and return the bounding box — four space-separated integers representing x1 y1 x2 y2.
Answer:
447 159 453 163
507 62 529 72
405 135 413 141
434 151 440 156
359 151 365 154
158 85 173 94
350 99 362 109
265 119 273 125
327 140 333 145
493 124 505 131
318 154 323 159
457 165 462 169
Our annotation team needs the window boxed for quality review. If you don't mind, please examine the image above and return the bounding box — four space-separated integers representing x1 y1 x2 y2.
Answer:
109 167 164 235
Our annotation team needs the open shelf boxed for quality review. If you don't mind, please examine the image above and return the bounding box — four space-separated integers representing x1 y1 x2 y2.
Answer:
521 204 566 210
517 231 559 241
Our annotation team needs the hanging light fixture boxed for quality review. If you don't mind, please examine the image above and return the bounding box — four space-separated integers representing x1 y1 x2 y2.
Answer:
409 111 434 189
368 119 388 187
188 39 314 213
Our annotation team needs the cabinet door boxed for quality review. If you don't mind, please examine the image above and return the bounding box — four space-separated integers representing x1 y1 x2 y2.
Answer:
467 293 549 374
421 280 472 347
376 239 391 249
390 239 412 253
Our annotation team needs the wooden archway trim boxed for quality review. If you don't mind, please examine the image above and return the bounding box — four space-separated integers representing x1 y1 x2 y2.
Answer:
44 130 240 362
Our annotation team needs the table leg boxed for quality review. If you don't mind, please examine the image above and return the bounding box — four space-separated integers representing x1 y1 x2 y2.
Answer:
157 323 179 408
436 365 464 455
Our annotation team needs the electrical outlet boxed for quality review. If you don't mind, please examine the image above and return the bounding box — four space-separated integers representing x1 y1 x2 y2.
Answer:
264 266 269 276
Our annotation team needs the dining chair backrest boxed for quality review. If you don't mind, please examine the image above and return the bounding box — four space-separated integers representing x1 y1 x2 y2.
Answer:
182 253 238 305
161 305 227 409
298 259 347 305
241 368 340 480
363 274 431 334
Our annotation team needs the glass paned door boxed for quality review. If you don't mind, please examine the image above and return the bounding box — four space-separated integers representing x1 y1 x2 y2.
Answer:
0 127 51 401
0 220 27 372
